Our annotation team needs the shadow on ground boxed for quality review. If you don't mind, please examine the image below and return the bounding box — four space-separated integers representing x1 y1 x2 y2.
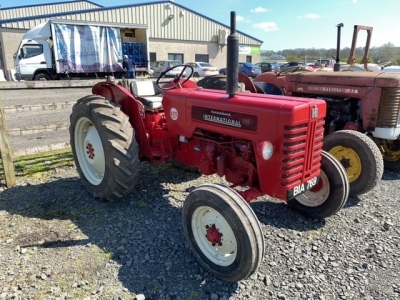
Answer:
0 162 355 299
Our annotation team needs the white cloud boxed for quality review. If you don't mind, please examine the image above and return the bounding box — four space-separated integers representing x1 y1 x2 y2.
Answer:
250 7 269 13
252 22 278 32
236 15 251 23
298 13 321 19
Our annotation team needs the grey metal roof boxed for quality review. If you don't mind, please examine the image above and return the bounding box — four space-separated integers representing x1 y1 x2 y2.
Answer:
0 1 102 20
0 1 263 45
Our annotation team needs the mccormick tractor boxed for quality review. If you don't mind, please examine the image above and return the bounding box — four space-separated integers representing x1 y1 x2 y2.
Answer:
199 24 392 198
69 12 349 282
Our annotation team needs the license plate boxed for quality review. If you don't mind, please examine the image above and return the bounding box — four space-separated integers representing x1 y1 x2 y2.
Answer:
287 176 319 199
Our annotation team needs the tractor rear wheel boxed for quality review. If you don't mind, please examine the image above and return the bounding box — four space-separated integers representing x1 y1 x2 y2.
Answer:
69 95 140 201
287 151 349 219
182 184 264 282
323 130 383 196
379 136 400 172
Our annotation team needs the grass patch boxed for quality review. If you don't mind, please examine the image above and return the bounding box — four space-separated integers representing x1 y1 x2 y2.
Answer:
1 149 75 178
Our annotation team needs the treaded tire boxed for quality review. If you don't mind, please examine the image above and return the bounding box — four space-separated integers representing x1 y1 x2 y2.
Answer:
69 95 140 201
182 184 264 282
323 130 383 196
34 73 51 80
287 151 349 219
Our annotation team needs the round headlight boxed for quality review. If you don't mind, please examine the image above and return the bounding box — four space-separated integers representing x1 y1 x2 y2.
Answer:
258 141 274 160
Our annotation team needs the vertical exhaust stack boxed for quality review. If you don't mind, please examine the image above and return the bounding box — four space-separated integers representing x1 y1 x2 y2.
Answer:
226 11 239 98
334 23 344 72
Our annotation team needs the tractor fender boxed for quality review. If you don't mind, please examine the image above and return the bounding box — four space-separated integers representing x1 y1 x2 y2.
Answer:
92 81 153 159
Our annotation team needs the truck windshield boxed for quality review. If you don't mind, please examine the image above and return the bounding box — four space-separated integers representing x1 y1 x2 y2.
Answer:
21 44 43 59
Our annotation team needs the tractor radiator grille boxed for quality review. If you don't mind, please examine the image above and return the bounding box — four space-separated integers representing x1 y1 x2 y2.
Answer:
376 88 400 127
280 117 325 187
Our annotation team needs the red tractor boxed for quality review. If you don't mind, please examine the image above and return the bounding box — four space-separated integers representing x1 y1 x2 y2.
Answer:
201 25 390 198
69 12 348 282
251 25 400 197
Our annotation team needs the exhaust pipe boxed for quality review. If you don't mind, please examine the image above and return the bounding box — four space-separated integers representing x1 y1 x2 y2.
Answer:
226 11 239 98
334 23 344 72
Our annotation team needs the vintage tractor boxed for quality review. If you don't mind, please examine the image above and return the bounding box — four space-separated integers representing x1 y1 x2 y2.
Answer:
69 12 349 282
200 25 392 198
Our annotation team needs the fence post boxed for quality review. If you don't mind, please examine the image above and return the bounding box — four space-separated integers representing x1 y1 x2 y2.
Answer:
0 99 16 187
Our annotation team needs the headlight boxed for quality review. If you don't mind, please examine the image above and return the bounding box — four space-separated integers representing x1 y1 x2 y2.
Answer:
257 141 274 160
15 65 20 73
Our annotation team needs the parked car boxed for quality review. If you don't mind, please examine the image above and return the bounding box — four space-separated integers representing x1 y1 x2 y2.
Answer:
150 60 186 77
382 66 400 73
255 62 275 73
185 62 219 77
219 62 262 78
279 62 304 72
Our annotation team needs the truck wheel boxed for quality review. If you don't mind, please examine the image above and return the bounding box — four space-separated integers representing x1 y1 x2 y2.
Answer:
323 130 383 196
286 151 349 219
34 73 51 80
182 184 264 282
380 137 400 171
69 95 140 201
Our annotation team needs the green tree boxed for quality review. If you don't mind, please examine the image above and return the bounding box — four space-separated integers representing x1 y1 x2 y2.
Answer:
286 54 298 62
379 42 396 64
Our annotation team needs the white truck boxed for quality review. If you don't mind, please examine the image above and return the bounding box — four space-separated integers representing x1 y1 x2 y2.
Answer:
14 19 149 80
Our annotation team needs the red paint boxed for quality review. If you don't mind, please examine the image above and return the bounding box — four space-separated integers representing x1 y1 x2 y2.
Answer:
91 78 326 202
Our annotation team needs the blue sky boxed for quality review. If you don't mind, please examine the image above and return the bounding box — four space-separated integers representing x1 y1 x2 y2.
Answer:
1 0 399 51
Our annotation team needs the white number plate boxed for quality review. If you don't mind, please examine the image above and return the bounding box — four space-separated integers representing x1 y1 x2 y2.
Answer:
287 176 319 199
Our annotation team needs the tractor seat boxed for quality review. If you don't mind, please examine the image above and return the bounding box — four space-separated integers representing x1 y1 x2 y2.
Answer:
130 80 163 110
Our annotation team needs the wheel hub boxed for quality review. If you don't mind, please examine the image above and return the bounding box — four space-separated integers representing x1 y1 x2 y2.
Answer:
86 143 95 159
205 224 223 246
191 206 237 266
329 145 361 183
75 117 106 185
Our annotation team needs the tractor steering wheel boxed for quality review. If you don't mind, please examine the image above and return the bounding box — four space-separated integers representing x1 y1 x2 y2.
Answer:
156 64 194 90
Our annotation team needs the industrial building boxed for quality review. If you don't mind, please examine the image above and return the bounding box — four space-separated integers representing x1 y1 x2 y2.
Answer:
0 0 263 80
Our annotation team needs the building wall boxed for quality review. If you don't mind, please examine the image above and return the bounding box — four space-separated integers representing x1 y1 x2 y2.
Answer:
0 29 25 72
149 40 255 69
0 1 262 79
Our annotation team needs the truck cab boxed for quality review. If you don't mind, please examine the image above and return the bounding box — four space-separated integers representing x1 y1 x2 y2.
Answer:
14 39 53 80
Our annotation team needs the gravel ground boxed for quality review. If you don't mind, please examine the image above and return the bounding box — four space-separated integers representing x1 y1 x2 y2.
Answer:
1 161 399 300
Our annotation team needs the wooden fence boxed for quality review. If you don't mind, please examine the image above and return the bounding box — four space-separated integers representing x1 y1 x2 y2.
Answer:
0 104 16 187
0 99 78 187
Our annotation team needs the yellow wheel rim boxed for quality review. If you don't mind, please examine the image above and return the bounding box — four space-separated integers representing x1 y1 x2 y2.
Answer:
380 137 400 162
329 146 361 183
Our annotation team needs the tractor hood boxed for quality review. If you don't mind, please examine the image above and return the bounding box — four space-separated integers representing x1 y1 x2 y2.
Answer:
289 71 400 88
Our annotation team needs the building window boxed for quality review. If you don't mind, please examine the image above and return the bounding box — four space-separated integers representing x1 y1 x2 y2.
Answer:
168 53 184 63
195 54 209 63
149 52 156 62
246 56 252 63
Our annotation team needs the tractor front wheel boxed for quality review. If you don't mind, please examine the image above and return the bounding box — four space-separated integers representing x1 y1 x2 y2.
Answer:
379 136 400 172
182 184 264 282
287 151 349 219
69 95 140 201
323 130 383 196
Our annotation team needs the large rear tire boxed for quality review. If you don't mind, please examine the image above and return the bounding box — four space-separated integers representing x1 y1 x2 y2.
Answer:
323 130 383 196
69 95 140 201
287 151 349 219
182 184 264 282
